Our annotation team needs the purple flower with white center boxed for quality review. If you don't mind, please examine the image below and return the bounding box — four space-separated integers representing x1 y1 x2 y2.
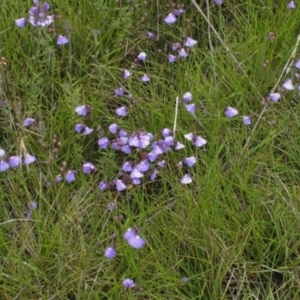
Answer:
214 0 224 4
282 78 294 90
65 170 76 182
130 168 144 179
115 179 126 191
128 132 153 148
172 43 181 51
114 87 125 96
75 105 88 116
82 162 96 174
121 145 132 154
174 141 185 150
179 48 188 58
109 123 119 134
137 51 147 61
122 161 133 172
184 103 196 114
185 37 197 48
136 160 150 172
123 228 137 241
99 181 108 191
152 140 170 155
98 137 110 149
15 18 26 27
184 133 207 147
183 156 196 167
132 178 141 185
0 160 9 172
181 173 192 184
147 31 155 39
164 12 177 24
0 149 5 158
141 74 150 82
104 246 116 259
295 60 300 69
242 116 251 125
268 92 281 102
225 106 238 118
24 154 36 165
182 92 192 101
123 69 132 79
28 1 54 27
287 1 296 9
157 160 166 168
162 128 173 137
168 54 177 63
147 151 158 162
8 156 21 167
57 35 69 46
23 117 35 127
54 174 62 183
122 278 135 289
127 235 146 249
116 106 127 117
74 124 93 135
164 136 174 146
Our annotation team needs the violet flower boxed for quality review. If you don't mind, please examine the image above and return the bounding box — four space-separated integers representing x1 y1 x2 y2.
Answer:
15 18 26 27
104 246 116 259
268 93 281 102
122 278 135 289
164 13 177 24
0 149 5 158
181 173 192 184
137 51 147 61
23 117 35 127
98 137 110 149
24 154 36 165
184 103 196 114
57 35 69 46
123 69 132 79
99 181 108 191
28 1 54 27
9 156 21 167
242 116 251 125
168 54 177 63
65 170 76 182
0 160 9 172
116 106 127 117
141 74 150 82
225 106 238 118
75 105 89 116
82 162 97 174
178 48 188 58
287 1 296 9
182 92 192 101
115 179 126 191
185 37 197 48
282 78 294 90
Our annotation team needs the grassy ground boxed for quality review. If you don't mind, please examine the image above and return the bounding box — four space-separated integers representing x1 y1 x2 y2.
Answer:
1 0 300 299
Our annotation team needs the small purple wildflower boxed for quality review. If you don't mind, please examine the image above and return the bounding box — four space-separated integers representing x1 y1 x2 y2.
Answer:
164 136 174 146
65 170 76 182
115 179 126 191
214 0 224 4
82 162 97 174
168 54 177 63
162 128 173 137
54 174 63 183
185 37 197 48
225 106 238 118
116 106 127 117
57 35 69 46
23 117 35 127
114 87 125 96
8 156 21 167
74 124 93 135
147 31 156 39
122 161 133 172
178 48 188 58
172 43 181 51
173 9 184 16
0 160 9 172
130 169 144 179
15 18 26 27
27 201 38 211
287 1 296 9
182 92 192 101
0 149 5 158
75 105 89 116
122 278 135 289
242 116 251 125
295 59 300 69
183 156 196 167
104 246 116 259
127 235 146 249
123 228 137 241
99 181 109 191
184 133 207 147
141 74 150 82
164 13 177 24
24 154 36 165
181 173 192 184
137 51 147 61
136 160 150 172
109 123 119 134
184 103 196 114
268 93 281 102
123 69 132 79
282 78 294 90
28 1 54 27
174 141 185 150
98 137 110 149
132 178 141 185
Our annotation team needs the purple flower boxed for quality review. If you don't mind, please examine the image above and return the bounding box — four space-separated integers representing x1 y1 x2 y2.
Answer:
287 1 296 9
179 48 188 58
8 156 21 167
225 106 238 118
65 170 76 182
115 179 126 191
109 123 119 134
24 154 36 165
168 54 177 63
162 128 173 137
150 171 158 180
123 228 137 241
295 59 300 69
123 69 132 79
114 87 125 96
282 78 294 90
182 92 192 101
82 162 96 174
181 173 192 184
104 246 116 259
184 103 196 114
122 278 135 289
0 149 5 158
128 132 153 148
164 13 177 24
119 129 127 137
98 137 110 149
57 35 69 46
130 169 144 179
121 145 131 154
157 160 166 168
28 1 53 27
164 136 174 146
173 9 184 16
0 160 9 172
141 74 150 82
184 133 207 147
185 37 197 48
174 141 185 150
183 156 196 167
147 31 156 39
122 161 133 172
136 160 150 172
147 151 158 162
99 181 109 191
74 124 93 135
172 43 181 51
54 174 62 183
15 18 26 27
116 106 127 117
27 201 38 211
137 51 147 61
214 0 224 4
23 117 35 127
75 105 89 116
268 93 281 102
242 116 251 125
127 235 146 249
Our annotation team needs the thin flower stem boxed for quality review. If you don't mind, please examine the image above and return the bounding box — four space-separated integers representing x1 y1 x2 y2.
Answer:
173 96 179 138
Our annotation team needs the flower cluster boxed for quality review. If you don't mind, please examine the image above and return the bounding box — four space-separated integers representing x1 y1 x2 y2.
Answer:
0 149 36 172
